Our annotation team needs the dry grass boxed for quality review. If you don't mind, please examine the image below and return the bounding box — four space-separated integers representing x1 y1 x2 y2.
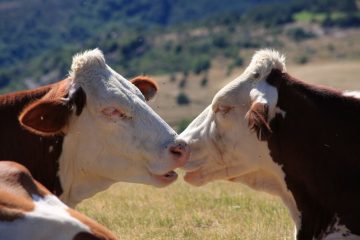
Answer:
77 60 360 239
77 177 293 240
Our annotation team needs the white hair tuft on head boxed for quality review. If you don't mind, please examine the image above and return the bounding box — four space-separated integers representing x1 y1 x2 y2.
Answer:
70 48 106 77
246 49 286 79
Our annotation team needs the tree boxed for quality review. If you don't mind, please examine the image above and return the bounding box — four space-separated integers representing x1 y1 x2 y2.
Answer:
200 75 208 87
194 57 211 75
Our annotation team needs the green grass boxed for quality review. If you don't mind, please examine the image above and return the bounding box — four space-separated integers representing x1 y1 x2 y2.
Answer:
77 175 293 240
293 11 327 22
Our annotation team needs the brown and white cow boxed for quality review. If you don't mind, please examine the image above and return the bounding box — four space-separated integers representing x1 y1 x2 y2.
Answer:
0 161 116 240
180 49 360 240
0 49 189 207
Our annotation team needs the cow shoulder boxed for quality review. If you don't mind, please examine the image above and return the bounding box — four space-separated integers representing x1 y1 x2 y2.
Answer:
0 161 40 222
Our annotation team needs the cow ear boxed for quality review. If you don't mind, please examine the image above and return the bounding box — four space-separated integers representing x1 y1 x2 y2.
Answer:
245 102 272 141
131 76 158 101
19 87 86 136
19 99 72 136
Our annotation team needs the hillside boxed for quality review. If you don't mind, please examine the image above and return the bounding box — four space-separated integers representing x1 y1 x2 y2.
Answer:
0 0 359 94
0 0 284 67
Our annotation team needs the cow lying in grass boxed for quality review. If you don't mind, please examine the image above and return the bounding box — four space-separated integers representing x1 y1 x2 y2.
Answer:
0 49 189 207
180 49 360 239
0 161 117 240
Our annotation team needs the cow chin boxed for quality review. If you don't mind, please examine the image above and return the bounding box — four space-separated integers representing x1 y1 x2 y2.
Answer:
184 163 255 187
149 170 179 187
146 161 181 187
184 167 226 186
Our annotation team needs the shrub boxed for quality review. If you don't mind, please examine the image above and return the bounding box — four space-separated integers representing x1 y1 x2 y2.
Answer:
169 74 177 82
227 56 244 76
179 79 187 88
233 56 244 67
176 92 190 105
178 71 188 88
295 55 309 64
177 118 193 133
286 28 316 42
194 58 211 75
200 75 208 87
212 36 229 48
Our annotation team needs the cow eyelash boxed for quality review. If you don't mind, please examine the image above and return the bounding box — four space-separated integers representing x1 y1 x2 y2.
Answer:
214 105 234 115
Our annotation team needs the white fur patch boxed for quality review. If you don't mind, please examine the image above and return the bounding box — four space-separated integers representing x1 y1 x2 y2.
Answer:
319 217 359 240
275 107 286 118
246 49 287 122
247 49 286 78
249 80 279 120
343 91 360 99
69 48 106 78
0 194 90 240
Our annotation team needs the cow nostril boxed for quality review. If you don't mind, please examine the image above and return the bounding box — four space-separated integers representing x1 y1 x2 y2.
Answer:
168 141 190 166
170 146 183 157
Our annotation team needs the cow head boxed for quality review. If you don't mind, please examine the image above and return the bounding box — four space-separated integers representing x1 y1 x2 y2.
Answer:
19 49 189 205
180 49 286 186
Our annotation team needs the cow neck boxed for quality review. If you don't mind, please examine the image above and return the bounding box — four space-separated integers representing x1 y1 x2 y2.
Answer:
58 113 114 207
266 69 360 239
0 82 66 196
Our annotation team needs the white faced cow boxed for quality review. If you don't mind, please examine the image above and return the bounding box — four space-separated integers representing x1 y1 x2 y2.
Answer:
180 49 360 240
0 161 117 240
0 49 189 207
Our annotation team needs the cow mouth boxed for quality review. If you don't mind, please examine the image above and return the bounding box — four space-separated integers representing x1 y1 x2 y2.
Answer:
152 170 178 184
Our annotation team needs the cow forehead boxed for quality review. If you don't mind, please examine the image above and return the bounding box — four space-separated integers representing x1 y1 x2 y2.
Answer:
69 49 144 102
210 76 258 114
212 49 286 107
106 67 144 100
246 49 286 77
76 66 144 102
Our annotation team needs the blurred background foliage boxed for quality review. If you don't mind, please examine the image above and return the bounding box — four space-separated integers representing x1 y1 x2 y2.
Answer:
0 0 359 92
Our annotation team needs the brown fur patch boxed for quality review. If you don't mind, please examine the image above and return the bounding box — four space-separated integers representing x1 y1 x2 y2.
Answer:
0 81 66 195
264 68 360 238
68 208 117 240
0 161 45 222
245 102 272 141
73 232 104 240
18 78 86 136
0 161 116 239
19 99 72 136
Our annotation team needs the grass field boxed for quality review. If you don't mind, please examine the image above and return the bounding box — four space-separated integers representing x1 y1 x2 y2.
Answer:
77 60 360 239
77 176 293 240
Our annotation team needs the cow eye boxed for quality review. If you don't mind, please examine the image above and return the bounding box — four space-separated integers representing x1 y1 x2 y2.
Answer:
214 105 234 115
101 107 131 120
